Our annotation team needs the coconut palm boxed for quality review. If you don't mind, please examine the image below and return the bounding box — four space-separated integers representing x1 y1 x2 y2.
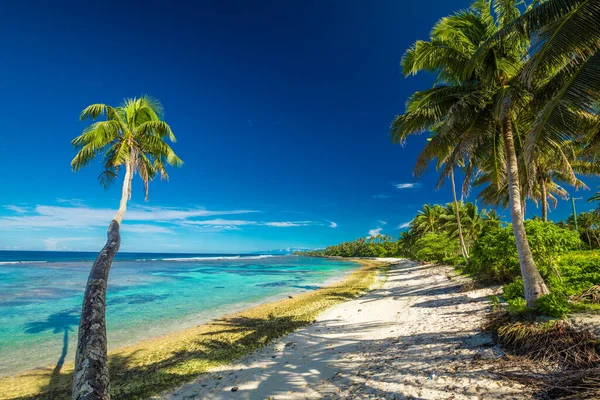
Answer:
391 0 550 306
474 142 591 221
410 204 444 236
503 0 600 156
70 95 182 399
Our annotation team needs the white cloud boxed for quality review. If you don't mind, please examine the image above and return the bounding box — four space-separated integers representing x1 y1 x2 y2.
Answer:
397 222 411 229
372 194 390 199
121 224 174 234
263 221 313 227
0 203 328 235
378 220 387 225
395 183 418 189
0 205 259 230
5 205 28 213
368 227 382 238
327 220 338 228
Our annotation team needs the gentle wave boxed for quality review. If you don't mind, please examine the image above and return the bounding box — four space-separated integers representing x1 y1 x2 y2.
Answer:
135 255 275 262
0 261 48 265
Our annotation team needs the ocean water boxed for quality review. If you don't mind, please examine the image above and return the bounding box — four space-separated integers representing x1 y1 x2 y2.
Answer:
0 251 358 377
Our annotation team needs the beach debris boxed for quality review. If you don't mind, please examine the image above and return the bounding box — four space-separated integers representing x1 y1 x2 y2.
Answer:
288 295 293 299
231 386 239 392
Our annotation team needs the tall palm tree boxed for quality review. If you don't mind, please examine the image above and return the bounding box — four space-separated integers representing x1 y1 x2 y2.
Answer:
391 0 550 306
70 95 182 399
410 204 444 236
505 0 600 157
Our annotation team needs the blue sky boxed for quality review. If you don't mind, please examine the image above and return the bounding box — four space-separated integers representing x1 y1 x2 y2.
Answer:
0 0 597 253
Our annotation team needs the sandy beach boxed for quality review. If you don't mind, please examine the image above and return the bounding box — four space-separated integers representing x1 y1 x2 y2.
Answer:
159 259 529 400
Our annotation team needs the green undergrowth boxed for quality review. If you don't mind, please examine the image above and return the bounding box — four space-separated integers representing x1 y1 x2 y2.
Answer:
0 260 385 400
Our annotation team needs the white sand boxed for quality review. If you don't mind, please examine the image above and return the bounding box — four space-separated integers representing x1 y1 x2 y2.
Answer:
160 259 529 399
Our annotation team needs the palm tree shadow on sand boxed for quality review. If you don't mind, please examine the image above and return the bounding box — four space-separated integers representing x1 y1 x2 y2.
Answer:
24 309 80 387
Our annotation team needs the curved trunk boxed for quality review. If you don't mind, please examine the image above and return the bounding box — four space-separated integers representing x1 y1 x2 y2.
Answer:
73 162 132 400
502 111 549 308
540 179 548 222
451 169 470 263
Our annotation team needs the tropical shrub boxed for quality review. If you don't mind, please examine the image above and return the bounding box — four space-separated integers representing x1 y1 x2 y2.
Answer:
467 221 580 284
506 298 529 316
536 293 570 318
549 251 600 296
503 279 524 301
412 233 459 263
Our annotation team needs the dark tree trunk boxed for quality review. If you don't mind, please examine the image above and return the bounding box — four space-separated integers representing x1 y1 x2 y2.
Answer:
502 106 549 308
72 221 121 400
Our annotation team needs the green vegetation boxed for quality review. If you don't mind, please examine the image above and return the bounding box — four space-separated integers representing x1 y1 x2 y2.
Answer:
0 260 385 400
305 199 600 321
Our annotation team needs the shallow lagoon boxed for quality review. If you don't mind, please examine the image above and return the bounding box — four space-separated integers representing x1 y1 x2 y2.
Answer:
0 255 357 376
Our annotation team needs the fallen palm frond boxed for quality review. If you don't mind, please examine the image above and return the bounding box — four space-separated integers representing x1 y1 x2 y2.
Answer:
496 320 600 369
571 285 600 304
484 311 600 369
541 368 600 399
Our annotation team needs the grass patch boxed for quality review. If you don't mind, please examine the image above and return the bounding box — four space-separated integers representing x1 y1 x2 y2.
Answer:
0 260 385 400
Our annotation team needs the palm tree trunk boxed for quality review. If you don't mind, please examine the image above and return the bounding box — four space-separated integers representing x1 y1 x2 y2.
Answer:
540 179 548 222
450 169 470 263
501 111 549 308
72 161 132 400
586 229 592 248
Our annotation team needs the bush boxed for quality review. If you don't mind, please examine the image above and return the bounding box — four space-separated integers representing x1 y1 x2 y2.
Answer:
537 292 570 318
412 233 459 263
507 298 529 316
549 251 600 296
467 221 581 284
443 255 467 267
503 279 525 301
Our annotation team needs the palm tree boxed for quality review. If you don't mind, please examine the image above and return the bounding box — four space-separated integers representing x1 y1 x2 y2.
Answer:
410 204 444 236
474 142 591 222
70 95 182 399
450 168 470 262
391 0 550 306
506 0 600 156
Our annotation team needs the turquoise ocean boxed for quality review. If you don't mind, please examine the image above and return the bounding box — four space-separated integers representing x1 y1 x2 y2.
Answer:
0 251 358 377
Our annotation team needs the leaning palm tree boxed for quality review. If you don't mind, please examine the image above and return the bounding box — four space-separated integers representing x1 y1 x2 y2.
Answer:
392 0 550 306
70 95 182 399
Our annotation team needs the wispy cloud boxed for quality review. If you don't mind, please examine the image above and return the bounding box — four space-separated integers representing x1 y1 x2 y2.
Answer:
122 224 175 234
56 198 85 206
0 203 332 235
0 204 259 230
5 205 28 213
378 220 387 225
372 194 390 199
368 227 382 238
397 222 411 229
394 183 419 189
263 221 313 227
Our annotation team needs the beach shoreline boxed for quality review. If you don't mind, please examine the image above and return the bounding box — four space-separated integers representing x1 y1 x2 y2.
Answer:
160 259 531 399
0 258 387 400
